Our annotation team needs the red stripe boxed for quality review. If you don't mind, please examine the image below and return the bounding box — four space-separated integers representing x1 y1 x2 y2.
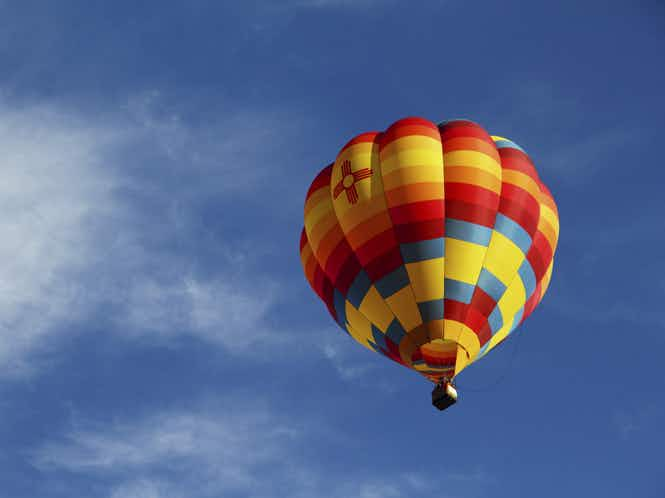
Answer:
444 299 466 321
445 200 497 227
389 199 444 225
469 287 497 316
364 247 403 281
421 353 457 367
526 235 551 281
312 266 336 320
379 117 440 149
465 308 489 339
521 281 542 322
299 228 308 252
333 253 362 295
384 338 404 365
394 219 445 243
499 148 539 178
340 132 380 153
499 195 540 237
321 278 335 316
325 239 355 282
305 165 332 201
354 229 399 265
477 323 491 345
439 120 495 146
445 183 500 211
313 266 327 298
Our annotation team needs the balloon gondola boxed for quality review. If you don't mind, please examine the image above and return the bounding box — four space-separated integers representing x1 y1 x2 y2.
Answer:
299 117 559 410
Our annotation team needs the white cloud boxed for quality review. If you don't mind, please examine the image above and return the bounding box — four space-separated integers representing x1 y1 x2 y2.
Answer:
109 479 178 498
0 103 119 377
31 399 299 497
0 95 293 378
30 398 484 498
322 339 375 381
319 332 405 393
122 272 278 352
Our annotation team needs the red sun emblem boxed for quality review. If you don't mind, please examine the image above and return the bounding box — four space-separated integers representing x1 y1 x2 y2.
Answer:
332 160 372 204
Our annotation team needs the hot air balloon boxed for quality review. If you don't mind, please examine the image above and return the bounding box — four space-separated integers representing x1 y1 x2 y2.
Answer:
299 117 559 410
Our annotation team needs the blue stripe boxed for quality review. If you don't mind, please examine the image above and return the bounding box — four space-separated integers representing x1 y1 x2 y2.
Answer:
333 289 348 330
371 325 387 351
444 278 474 304
517 260 537 299
510 306 524 333
385 320 406 345
494 138 527 154
476 268 506 302
400 238 444 263
367 340 381 354
494 213 532 254
488 307 503 334
418 299 444 321
374 266 410 298
346 270 372 308
445 219 492 246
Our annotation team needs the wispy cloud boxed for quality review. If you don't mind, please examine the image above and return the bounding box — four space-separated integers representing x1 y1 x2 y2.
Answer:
31 398 298 497
0 102 119 377
319 331 405 393
0 94 299 378
30 397 488 498
30 398 462 498
321 337 375 381
121 272 278 352
109 479 177 498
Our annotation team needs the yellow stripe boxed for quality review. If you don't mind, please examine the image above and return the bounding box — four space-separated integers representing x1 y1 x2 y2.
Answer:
382 163 444 190
304 196 334 231
359 286 394 332
483 232 524 284
444 165 501 194
443 319 462 342
337 200 388 239
490 279 527 348
443 150 502 178
344 302 375 350
454 345 470 376
306 212 337 250
380 149 443 175
539 204 559 236
379 134 441 158
384 286 423 331
457 324 480 360
304 187 330 216
502 169 541 201
384 181 444 207
444 238 486 285
405 258 445 302
540 260 554 297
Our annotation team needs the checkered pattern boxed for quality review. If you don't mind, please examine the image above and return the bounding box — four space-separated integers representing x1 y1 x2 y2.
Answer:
300 118 559 383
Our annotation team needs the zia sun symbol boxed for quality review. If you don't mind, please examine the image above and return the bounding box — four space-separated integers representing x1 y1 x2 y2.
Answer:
332 160 372 204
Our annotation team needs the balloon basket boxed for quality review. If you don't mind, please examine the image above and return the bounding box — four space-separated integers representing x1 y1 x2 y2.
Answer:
432 381 458 411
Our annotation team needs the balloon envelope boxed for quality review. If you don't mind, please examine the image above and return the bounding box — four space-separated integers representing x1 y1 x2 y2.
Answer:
300 117 559 383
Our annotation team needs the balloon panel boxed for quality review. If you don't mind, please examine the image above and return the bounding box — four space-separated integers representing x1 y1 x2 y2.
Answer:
300 117 559 382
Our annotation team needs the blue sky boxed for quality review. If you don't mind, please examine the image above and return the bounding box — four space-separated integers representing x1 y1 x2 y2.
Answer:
0 1 664 497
